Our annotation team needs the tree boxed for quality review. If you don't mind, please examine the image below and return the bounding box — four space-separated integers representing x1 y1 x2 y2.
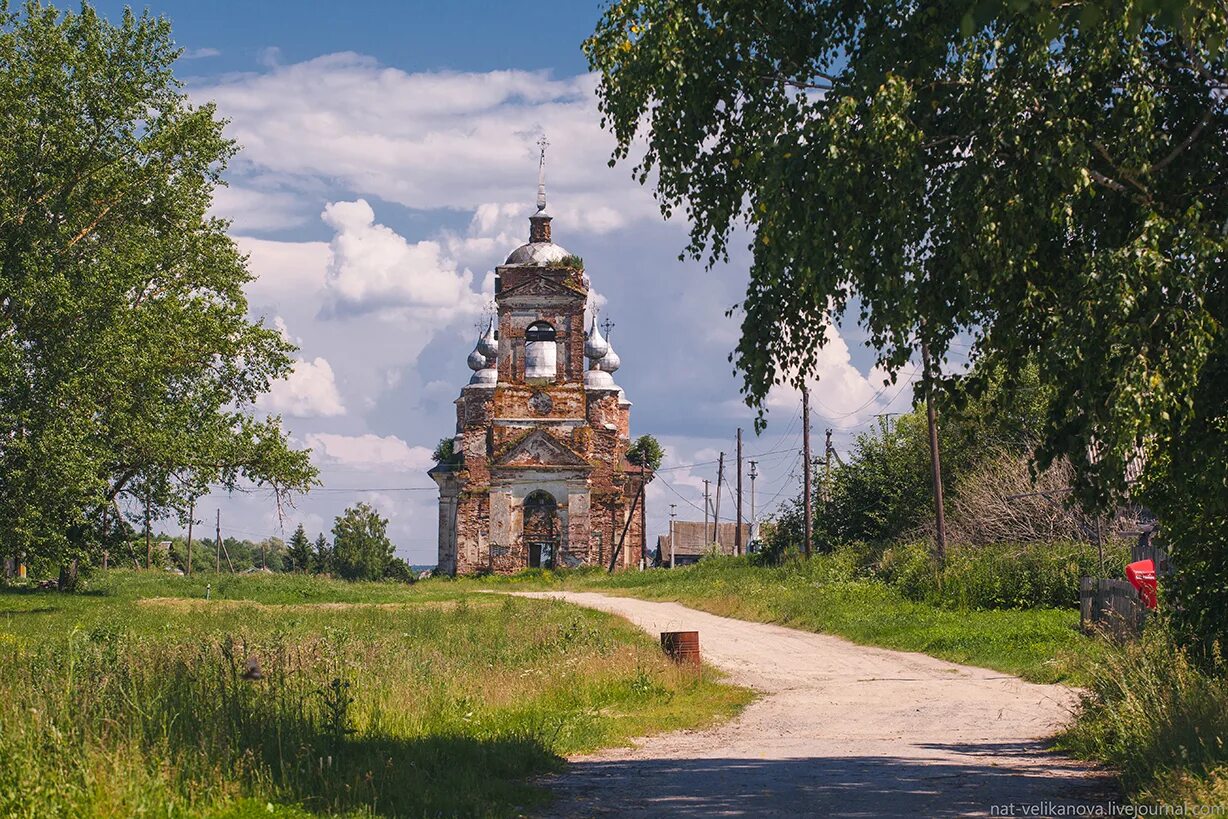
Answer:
626 435 665 472
331 504 394 581
587 2 1227 652
286 524 313 573
0 2 317 585
431 437 457 464
312 532 333 576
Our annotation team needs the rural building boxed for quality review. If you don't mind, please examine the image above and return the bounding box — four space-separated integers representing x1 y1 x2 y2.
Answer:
657 521 751 567
429 154 648 575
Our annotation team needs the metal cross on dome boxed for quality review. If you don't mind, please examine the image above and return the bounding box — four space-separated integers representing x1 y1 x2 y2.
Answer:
601 316 616 339
535 135 549 212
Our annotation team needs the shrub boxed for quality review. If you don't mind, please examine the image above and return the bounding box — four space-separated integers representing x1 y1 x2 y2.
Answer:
1063 623 1228 804
858 540 1129 611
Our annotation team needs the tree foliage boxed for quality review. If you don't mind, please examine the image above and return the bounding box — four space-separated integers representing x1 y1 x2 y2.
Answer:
331 504 395 582
587 1 1227 651
626 434 665 472
313 532 333 576
286 524 313 573
0 2 316 577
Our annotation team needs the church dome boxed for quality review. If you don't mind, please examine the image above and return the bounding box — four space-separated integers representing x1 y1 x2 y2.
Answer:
596 342 621 374
476 315 498 359
504 240 571 266
584 315 609 361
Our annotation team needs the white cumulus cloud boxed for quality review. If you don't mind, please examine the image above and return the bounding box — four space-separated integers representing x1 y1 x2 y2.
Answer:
321 198 487 319
305 433 434 472
259 357 346 418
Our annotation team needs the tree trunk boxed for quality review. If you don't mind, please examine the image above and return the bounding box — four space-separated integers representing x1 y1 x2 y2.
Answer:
57 559 79 592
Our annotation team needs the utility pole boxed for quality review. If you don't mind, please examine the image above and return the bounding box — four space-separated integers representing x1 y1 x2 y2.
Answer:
669 504 677 569
802 388 813 558
144 491 152 569
186 501 194 577
920 336 947 566
873 412 900 438
748 460 758 543
824 429 833 504
261 539 267 571
215 509 222 573
735 428 744 555
714 452 725 548
703 479 711 543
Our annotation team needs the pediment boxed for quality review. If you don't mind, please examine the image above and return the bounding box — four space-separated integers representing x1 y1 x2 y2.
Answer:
495 428 590 469
498 274 581 299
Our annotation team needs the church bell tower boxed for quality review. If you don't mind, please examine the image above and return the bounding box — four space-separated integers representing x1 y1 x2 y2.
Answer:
429 141 646 575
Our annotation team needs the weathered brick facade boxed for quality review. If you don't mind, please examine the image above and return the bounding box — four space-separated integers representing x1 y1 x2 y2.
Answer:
429 202 646 575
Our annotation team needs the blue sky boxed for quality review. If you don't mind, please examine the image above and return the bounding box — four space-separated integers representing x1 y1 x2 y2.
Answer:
94 1 920 561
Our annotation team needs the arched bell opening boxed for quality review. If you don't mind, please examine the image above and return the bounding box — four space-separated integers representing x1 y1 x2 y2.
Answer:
523 489 559 569
524 321 557 383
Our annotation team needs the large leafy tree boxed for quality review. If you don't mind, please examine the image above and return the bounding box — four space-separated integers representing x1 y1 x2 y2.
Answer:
331 504 395 582
586 1 1227 649
0 2 316 583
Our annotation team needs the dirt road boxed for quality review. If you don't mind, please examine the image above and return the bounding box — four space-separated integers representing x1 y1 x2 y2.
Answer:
518 591 1114 818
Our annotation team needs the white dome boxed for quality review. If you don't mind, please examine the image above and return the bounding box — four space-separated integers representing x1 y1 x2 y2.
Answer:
468 367 497 387
476 315 498 359
504 241 571 266
584 316 609 360
597 344 621 374
584 368 616 389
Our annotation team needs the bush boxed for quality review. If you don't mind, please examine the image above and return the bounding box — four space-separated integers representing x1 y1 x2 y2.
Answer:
855 540 1129 611
1063 623 1228 805
383 557 416 583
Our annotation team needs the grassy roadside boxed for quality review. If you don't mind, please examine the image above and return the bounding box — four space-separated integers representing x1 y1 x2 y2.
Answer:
443 554 1104 685
0 571 751 817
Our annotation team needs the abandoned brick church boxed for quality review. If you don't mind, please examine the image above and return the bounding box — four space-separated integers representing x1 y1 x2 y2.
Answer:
428 151 647 575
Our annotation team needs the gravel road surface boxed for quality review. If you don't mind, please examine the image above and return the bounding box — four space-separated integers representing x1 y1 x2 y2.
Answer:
517 591 1114 818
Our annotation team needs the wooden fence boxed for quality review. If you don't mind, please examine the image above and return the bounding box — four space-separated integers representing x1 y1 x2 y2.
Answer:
1080 577 1147 640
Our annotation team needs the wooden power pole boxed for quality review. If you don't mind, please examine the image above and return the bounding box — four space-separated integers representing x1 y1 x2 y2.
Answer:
669 504 677 568
824 428 833 503
748 460 758 542
802 388 813 558
735 428 744 555
921 337 947 566
714 452 725 547
144 491 152 569
215 509 222 573
703 479 712 543
186 501 194 577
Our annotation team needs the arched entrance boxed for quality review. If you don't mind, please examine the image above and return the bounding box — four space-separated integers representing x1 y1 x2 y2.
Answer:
523 490 559 568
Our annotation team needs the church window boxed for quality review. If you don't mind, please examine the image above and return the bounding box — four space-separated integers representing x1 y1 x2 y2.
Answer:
524 321 557 382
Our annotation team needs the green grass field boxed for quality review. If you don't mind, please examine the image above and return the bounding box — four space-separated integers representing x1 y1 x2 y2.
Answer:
0 571 750 818
443 555 1104 685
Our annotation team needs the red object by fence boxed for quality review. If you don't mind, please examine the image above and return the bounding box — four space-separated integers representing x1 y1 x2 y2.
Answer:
1126 559 1158 609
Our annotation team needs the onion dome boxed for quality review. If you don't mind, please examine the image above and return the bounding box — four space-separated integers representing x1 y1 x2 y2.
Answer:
584 315 609 361
467 315 498 387
596 340 621 374
476 315 498 360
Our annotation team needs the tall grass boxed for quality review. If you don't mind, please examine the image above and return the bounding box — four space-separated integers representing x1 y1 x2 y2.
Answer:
1062 624 1228 807
0 573 749 817
875 540 1131 610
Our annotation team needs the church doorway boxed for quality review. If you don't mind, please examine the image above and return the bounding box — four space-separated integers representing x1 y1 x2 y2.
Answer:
523 490 559 569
